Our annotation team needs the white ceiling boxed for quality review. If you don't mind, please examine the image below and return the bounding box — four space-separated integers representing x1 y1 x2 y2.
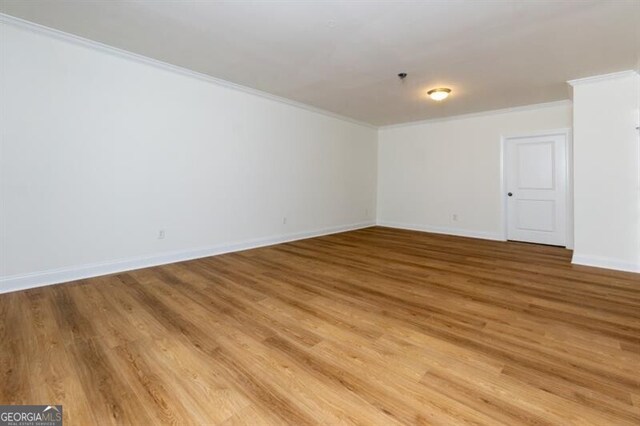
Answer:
2 1 639 126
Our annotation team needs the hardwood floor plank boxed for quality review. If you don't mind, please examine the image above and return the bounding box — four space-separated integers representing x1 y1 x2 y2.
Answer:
1 226 639 424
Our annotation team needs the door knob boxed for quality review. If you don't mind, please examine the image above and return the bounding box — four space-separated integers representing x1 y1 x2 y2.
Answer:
507 192 513 197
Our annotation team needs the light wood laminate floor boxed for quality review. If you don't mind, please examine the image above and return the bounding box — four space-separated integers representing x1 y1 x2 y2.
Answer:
2 227 639 425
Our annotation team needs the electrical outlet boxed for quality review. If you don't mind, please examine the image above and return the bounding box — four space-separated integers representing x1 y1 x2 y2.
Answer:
282 217 287 225
452 214 458 222
158 230 165 240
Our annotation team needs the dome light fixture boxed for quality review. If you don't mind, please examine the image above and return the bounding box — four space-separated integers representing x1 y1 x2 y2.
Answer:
427 88 451 101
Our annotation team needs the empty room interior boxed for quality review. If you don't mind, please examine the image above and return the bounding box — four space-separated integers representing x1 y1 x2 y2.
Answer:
2 1 640 425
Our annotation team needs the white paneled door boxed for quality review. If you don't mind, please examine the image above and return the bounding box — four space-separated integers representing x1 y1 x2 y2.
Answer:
505 134 567 246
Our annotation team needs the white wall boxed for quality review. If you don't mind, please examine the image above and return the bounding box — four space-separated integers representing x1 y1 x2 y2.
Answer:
0 22 377 292
571 71 640 272
377 103 572 240
4 19 637 293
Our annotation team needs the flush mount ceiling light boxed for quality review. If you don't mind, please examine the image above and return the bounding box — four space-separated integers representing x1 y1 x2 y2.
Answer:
427 88 451 101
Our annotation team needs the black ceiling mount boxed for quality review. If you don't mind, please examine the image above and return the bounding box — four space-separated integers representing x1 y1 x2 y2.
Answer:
398 73 407 80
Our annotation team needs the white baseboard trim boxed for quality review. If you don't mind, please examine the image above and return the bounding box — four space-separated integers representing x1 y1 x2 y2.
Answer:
376 221 504 242
0 221 375 294
571 254 640 274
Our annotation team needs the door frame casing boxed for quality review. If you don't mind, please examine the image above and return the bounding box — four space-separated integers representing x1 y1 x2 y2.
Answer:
500 128 573 249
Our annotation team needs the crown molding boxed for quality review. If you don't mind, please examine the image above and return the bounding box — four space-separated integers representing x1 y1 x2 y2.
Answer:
568 70 640 87
0 13 377 129
9 12 627 130
379 100 573 130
